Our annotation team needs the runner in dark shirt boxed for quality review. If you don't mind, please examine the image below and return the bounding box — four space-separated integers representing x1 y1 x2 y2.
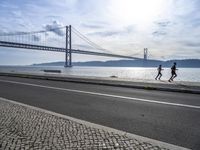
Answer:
155 65 163 80
168 62 177 82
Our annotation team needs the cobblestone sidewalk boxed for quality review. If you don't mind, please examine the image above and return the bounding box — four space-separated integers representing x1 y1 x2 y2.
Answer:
0 99 171 150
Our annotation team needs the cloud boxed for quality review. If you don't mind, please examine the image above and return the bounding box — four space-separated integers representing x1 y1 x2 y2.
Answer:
11 10 23 18
18 23 26 27
189 18 200 27
88 25 135 37
182 41 200 47
152 31 167 36
155 21 171 27
45 15 63 20
81 23 104 29
152 20 172 37
44 20 65 36
88 31 120 37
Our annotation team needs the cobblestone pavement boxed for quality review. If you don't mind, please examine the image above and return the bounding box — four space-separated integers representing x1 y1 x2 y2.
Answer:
0 99 169 150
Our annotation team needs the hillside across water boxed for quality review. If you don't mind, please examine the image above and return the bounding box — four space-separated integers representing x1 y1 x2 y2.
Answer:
32 59 200 68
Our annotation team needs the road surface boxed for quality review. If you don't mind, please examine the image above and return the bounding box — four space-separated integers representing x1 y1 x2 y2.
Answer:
0 76 199 149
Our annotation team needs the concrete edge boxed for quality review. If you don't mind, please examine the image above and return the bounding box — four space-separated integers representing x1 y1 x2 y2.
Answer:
0 97 190 150
0 72 200 94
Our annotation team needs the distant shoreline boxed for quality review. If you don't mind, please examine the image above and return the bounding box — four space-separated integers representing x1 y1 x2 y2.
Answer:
31 59 200 68
1 65 200 68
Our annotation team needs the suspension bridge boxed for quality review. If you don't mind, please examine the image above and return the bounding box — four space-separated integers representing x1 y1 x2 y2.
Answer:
0 25 142 67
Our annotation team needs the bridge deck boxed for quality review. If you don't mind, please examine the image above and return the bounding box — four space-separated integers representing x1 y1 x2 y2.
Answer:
0 40 141 59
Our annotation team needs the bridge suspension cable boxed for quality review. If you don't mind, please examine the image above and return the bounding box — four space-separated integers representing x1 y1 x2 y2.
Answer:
0 26 67 48
72 27 113 54
0 26 66 36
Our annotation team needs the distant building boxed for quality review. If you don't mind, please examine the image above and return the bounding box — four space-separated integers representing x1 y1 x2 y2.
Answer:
144 48 148 60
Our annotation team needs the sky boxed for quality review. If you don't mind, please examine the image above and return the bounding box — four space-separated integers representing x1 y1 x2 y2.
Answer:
0 0 200 65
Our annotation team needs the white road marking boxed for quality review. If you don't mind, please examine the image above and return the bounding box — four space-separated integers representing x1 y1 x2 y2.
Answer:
0 79 200 109
0 97 190 150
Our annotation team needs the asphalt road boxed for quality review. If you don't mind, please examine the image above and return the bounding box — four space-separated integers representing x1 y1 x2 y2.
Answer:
0 76 199 149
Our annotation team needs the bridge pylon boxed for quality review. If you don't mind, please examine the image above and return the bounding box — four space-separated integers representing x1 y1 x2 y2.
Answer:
65 25 72 67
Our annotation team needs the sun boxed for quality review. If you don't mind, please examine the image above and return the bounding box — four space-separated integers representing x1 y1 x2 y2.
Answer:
109 0 165 26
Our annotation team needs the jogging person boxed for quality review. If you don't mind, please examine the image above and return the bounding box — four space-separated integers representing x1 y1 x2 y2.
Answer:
168 62 177 82
155 65 163 80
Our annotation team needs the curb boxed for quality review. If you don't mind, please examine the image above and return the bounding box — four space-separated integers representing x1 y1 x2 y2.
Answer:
0 72 200 94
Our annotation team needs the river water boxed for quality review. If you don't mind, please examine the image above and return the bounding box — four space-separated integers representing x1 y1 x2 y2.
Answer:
0 66 200 82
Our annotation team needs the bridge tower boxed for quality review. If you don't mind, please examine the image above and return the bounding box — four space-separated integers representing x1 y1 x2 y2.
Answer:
65 25 72 67
144 48 148 60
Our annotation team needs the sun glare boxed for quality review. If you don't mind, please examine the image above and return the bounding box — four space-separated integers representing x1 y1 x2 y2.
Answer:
109 0 165 26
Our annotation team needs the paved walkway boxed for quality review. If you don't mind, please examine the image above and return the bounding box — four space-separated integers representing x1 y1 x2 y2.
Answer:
0 72 200 94
0 98 189 150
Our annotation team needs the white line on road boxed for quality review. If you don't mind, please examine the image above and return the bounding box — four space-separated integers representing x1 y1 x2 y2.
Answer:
0 79 200 109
